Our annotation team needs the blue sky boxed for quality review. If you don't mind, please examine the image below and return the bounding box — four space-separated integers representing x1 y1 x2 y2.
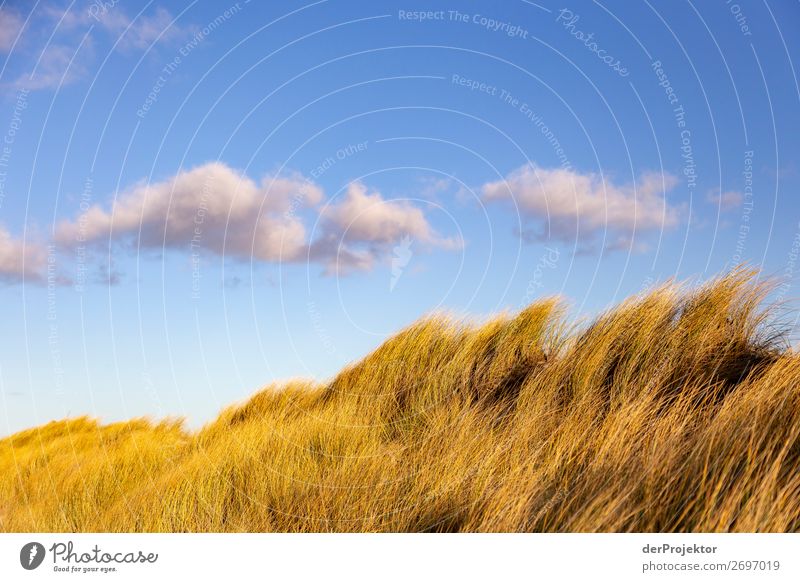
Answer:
0 0 798 435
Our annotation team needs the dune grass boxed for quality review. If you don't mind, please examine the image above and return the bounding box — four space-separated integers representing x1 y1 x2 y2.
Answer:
2 267 800 532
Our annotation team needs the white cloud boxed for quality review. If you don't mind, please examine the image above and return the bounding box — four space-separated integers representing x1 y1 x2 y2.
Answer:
0 227 46 283
26 165 460 282
55 162 323 263
707 189 743 212
310 182 460 274
482 164 681 251
323 182 440 245
0 8 23 53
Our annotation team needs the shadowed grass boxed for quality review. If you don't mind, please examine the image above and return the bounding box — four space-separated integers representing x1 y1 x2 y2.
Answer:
1 267 799 532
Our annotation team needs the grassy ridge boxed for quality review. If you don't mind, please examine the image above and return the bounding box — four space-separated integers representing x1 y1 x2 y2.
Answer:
2 268 800 532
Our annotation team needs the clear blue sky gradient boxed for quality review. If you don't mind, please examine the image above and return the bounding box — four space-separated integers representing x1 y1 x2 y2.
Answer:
0 0 798 435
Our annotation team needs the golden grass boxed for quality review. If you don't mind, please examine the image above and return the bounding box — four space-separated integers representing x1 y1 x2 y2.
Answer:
2 267 799 532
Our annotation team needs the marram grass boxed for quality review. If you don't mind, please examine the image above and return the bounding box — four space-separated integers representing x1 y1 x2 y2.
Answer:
3 268 800 532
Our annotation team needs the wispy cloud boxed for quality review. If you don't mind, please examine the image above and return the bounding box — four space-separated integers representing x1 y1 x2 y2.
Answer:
706 189 743 212
417 176 453 200
0 8 24 53
51 4 185 52
14 43 90 90
482 164 682 252
8 2 189 90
